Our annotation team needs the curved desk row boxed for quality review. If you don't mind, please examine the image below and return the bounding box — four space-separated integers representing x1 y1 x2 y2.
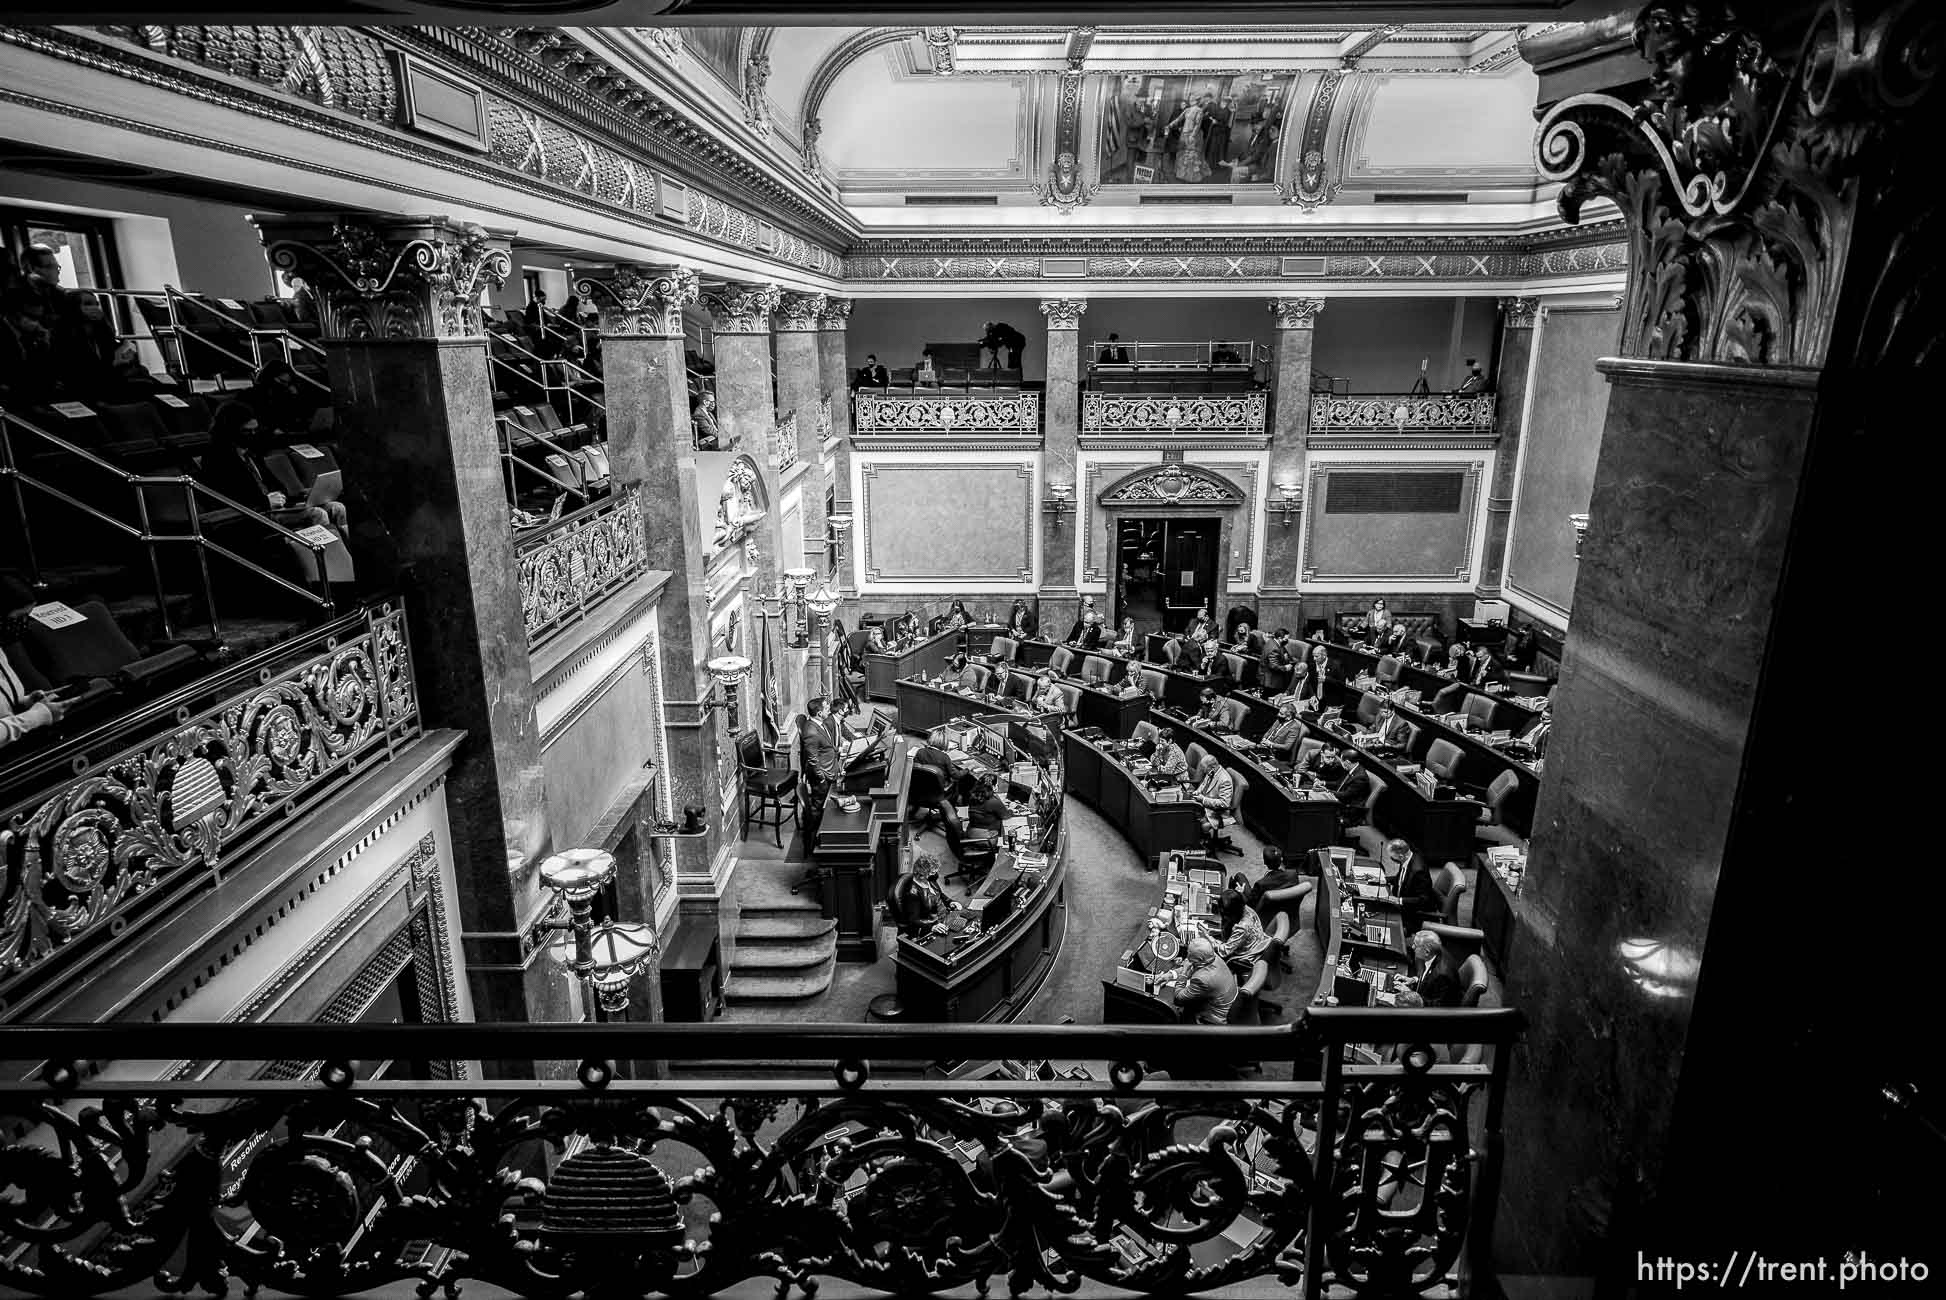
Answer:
1150 710 1341 859
898 669 1151 741
1061 730 1205 864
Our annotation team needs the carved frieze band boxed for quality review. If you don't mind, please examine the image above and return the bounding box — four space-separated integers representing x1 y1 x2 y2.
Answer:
1533 0 1939 368
702 283 783 335
1039 298 1089 330
775 291 830 333
252 214 511 341
572 263 699 338
1269 297 1326 330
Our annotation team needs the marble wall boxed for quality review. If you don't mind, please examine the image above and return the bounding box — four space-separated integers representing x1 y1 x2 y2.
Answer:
1301 459 1486 583
852 451 1039 590
1505 306 1618 620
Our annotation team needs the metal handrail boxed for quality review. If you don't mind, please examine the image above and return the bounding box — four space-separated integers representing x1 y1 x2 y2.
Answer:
489 330 607 408
496 412 592 504
82 287 332 393
0 406 335 640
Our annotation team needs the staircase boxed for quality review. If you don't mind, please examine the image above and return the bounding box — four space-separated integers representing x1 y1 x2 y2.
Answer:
722 857 838 1007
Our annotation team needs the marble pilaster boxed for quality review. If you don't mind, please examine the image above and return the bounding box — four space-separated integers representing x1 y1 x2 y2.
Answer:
817 298 854 587
775 291 828 574
1039 297 1086 599
253 212 568 1031
1476 297 1540 597
1262 297 1324 628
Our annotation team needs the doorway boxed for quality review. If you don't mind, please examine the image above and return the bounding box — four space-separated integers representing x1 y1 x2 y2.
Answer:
1113 516 1220 634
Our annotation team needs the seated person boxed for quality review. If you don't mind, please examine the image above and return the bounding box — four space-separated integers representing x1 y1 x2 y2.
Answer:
2 595 69 749
1033 670 1070 715
1192 687 1224 728
691 392 723 449
1148 733 1189 779
866 626 888 653
988 661 1015 699
1006 599 1038 639
1214 888 1273 977
888 853 960 939
896 612 922 644
1172 933 1239 1025
1468 647 1508 690
1111 616 1138 657
1243 845 1316 931
1406 928 1463 1007
1199 641 1232 684
1064 598 1104 648
916 348 938 384
1371 699 1413 747
1377 620 1413 657
1232 621 1264 656
1431 644 1464 680
946 598 972 629
246 359 320 438
1517 695 1553 757
1116 670 1148 700
201 402 348 536
1258 701 1305 757
1316 748 1373 819
1190 754 1236 839
952 774 1012 858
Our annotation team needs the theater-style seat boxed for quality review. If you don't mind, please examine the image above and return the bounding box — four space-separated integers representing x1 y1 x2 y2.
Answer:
1506 670 1553 697
1047 646 1077 676
1162 639 1185 667
1294 737 1325 768
1079 654 1113 684
960 664 992 693
1222 651 1251 686
15 598 204 695
1053 683 1081 718
1003 672 1034 702
1432 682 1470 715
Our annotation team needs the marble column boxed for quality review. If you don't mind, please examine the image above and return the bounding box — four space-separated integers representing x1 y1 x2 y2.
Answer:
817 298 854 588
1475 297 1540 598
775 291 829 574
1038 297 1086 630
702 282 784 599
572 263 730 903
1262 297 1324 632
253 213 568 1032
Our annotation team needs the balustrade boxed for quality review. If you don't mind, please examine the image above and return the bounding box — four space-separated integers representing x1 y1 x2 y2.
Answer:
776 410 800 472
1308 392 1498 435
1082 390 1268 435
0 1013 1521 1298
853 390 1042 436
515 487 648 649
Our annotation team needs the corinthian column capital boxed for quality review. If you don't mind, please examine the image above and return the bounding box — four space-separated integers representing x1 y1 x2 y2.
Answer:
572 263 699 338
252 213 512 341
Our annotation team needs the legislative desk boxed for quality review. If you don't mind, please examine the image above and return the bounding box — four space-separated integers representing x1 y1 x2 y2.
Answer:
1315 849 1414 1008
1002 636 1132 687
1304 714 1484 863
863 627 960 701
961 623 1004 656
1062 730 1204 864
894 675 1017 735
812 714 1071 1021
1390 699 1540 829
1150 707 1341 859
950 660 1151 740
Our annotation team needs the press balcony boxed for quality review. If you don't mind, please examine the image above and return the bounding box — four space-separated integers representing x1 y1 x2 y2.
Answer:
0 1012 1524 1300
1305 392 1499 447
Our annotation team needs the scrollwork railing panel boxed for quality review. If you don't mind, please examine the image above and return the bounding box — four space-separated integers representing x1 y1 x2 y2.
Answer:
816 394 833 445
0 1015 1520 1299
853 391 1041 436
0 606 420 1009
516 487 648 649
1082 391 1268 435
776 410 799 472
1308 392 1497 434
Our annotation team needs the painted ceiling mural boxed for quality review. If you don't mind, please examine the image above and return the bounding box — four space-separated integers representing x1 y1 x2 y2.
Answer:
1099 73 1296 187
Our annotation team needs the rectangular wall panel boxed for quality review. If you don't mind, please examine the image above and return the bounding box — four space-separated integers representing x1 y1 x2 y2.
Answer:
1303 461 1483 582
860 460 1035 583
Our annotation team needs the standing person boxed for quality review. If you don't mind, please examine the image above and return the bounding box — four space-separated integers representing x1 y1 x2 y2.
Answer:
980 322 1027 371
1169 94 1212 182
798 696 855 839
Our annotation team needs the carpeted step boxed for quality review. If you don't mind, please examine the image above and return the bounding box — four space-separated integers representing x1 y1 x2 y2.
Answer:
738 914 837 942
731 940 834 972
723 952 836 1002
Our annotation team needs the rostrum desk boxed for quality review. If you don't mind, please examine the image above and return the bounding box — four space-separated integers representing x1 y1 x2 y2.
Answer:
863 628 961 701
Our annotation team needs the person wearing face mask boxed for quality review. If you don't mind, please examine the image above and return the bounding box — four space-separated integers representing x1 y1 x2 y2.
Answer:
200 402 348 537
1259 700 1305 758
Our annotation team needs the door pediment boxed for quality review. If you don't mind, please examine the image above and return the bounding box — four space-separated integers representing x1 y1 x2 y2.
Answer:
1097 463 1245 508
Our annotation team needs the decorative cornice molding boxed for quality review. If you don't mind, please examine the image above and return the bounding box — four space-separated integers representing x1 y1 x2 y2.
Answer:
253 213 510 341
572 263 699 338
775 290 829 332
1098 462 1247 508
1498 296 1542 330
1269 296 1326 329
1039 297 1089 329
702 283 783 334
1533 0 1940 369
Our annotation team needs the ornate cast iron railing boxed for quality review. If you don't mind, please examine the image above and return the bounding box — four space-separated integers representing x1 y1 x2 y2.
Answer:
0 1014 1521 1298
853 390 1042 436
516 487 648 650
1308 393 1497 435
1082 391 1268 435
0 603 419 1019
816 393 834 447
776 410 800 473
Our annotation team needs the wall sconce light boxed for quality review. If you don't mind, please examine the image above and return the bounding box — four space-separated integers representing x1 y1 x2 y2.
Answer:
1568 513 1590 560
537 847 661 1021
1276 482 1302 526
703 654 752 730
825 510 853 569
1043 483 1074 521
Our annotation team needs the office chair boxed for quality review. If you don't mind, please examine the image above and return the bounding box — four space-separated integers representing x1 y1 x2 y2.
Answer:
1132 720 1161 746
1423 739 1466 786
945 833 999 886
1429 860 1469 926
1207 768 1247 857
988 634 1019 663
1048 646 1076 675
1079 654 1113 684
1474 770 1529 850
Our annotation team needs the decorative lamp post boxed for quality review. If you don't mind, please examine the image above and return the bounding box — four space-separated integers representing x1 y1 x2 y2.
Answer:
538 848 661 1021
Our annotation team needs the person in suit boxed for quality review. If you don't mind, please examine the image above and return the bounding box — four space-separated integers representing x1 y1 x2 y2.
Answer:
1173 934 1238 1025
1259 701 1305 757
1287 659 1324 711
1193 687 1224 727
889 853 959 939
1111 616 1138 657
1098 332 1130 364
1007 599 1038 639
1309 643 1337 684
1467 647 1506 689
1377 621 1413 657
864 354 890 387
1386 838 1442 928
1519 695 1554 757
1064 597 1103 647
798 695 857 837
1202 644 1235 689
1190 753 1236 839
1372 699 1413 748
1242 845 1315 933
1318 749 1373 826
1033 670 1071 716
1454 358 1488 394
987 660 1014 700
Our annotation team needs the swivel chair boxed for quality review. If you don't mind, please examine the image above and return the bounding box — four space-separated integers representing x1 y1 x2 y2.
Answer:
1207 768 1247 857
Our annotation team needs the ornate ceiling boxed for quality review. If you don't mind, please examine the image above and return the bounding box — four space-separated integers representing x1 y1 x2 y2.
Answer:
600 22 1563 230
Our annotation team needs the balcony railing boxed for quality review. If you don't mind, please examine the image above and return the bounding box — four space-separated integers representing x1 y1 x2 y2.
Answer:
1082 391 1268 435
776 409 800 472
516 487 647 650
1309 392 1498 435
0 602 419 1020
853 390 1041 436
0 1012 1523 1299
816 393 834 447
